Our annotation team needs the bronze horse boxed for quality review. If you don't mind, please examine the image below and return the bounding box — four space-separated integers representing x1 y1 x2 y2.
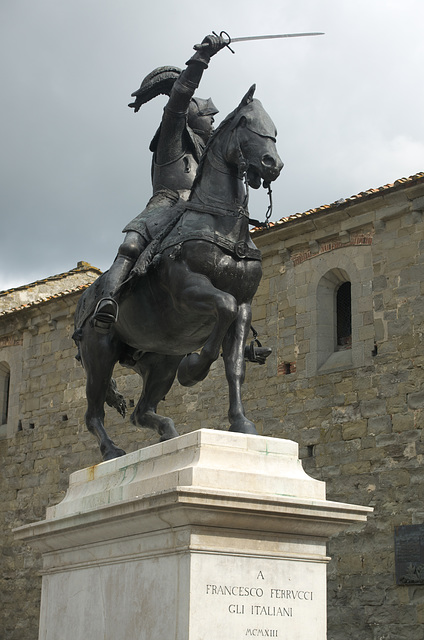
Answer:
74 86 283 461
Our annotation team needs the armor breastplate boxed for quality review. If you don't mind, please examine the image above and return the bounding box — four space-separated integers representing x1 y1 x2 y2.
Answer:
152 152 198 194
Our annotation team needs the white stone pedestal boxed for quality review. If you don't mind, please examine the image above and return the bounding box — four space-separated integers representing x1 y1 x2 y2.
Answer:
15 430 371 640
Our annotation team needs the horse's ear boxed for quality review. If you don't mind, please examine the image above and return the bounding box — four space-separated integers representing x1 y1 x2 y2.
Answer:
241 84 256 106
221 83 257 133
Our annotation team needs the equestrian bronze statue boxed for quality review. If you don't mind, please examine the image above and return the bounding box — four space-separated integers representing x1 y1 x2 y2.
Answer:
73 35 283 461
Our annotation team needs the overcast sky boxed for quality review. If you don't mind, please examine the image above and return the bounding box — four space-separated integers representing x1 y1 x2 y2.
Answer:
1 0 423 290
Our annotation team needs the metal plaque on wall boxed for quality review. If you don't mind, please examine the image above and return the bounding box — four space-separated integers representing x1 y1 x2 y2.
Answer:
395 524 424 585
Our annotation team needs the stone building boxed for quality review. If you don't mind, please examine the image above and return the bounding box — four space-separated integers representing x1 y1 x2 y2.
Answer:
2 172 424 639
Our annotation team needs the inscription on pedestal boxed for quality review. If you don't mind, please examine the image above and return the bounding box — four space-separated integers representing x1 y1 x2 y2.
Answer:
205 576 314 637
192 555 325 639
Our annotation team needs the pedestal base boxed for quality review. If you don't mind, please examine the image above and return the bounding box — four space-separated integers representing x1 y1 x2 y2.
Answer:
15 430 371 639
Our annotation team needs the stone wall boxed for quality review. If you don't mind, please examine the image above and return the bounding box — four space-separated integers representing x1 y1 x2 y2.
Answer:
0 291 161 638
0 264 152 639
249 178 424 640
2 176 424 639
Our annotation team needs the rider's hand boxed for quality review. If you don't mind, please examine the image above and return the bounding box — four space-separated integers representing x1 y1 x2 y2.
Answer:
199 34 227 57
188 33 227 67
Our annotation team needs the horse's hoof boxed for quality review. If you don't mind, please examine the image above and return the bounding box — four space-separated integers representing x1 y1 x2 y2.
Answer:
158 418 179 441
229 419 258 435
159 430 179 442
177 353 210 387
102 446 126 461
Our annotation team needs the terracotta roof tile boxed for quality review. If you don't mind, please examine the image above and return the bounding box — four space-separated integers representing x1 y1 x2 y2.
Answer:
0 262 101 317
0 261 101 298
0 284 93 317
253 171 424 233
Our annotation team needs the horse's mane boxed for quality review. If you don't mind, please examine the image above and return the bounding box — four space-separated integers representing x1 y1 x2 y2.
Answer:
190 85 256 196
189 108 237 194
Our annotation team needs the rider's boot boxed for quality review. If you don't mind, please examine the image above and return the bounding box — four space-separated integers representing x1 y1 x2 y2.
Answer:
92 254 135 334
92 231 147 334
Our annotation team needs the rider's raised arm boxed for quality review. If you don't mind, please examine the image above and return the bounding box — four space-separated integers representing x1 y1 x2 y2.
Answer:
155 34 225 164
170 34 225 111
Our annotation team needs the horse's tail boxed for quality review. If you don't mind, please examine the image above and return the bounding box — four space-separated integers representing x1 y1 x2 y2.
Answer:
105 377 126 418
72 273 108 361
72 327 83 362
72 324 126 419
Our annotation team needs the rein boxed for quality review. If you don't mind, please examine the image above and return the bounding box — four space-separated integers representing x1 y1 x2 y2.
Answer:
246 180 274 229
184 200 249 219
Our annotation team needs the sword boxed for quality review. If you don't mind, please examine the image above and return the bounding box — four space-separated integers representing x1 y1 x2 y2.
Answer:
195 30 325 54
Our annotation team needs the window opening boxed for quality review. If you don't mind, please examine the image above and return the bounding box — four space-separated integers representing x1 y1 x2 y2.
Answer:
336 282 352 350
0 362 10 425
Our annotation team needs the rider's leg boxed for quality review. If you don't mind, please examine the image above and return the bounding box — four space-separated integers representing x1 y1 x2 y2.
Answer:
93 231 146 333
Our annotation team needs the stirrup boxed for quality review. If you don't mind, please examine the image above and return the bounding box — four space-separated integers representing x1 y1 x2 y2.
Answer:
244 340 272 365
92 298 119 334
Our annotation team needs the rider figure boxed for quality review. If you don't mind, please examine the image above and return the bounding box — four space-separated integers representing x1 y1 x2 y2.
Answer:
92 34 271 365
92 34 226 333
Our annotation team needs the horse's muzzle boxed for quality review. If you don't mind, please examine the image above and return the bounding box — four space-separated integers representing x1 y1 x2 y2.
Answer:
261 153 284 182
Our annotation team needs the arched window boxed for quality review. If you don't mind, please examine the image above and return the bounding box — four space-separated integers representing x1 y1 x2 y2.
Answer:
316 269 352 370
0 362 10 425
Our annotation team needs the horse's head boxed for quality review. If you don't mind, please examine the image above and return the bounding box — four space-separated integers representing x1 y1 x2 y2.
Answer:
225 85 283 189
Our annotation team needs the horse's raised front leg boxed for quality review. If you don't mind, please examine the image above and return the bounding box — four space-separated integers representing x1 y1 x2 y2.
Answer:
165 262 238 388
131 353 182 441
222 302 258 435
79 328 127 461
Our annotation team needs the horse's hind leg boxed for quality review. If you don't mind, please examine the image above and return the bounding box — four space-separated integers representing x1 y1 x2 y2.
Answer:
222 302 258 435
131 353 182 441
79 329 126 461
164 260 238 387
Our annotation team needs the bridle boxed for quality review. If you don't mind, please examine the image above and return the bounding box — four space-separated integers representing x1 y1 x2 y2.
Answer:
190 107 276 228
229 125 274 229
